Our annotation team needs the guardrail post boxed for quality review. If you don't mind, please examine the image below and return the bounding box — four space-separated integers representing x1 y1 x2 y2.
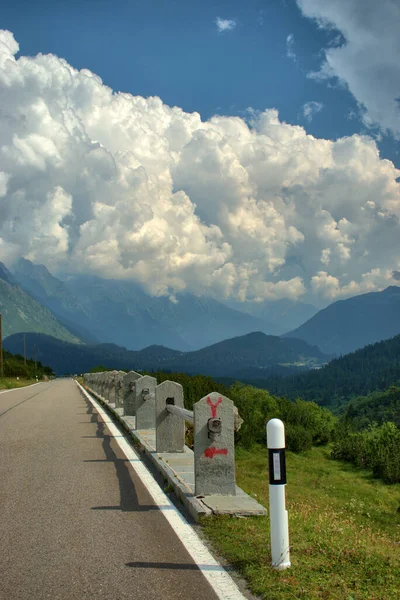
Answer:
267 418 290 570
135 375 157 430
194 392 236 496
156 381 185 452
114 371 125 409
102 372 111 402
122 371 142 416
99 372 107 399
108 370 119 405
90 373 97 394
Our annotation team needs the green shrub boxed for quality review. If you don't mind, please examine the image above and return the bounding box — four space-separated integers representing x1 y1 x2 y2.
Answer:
230 383 335 452
285 423 313 452
331 421 400 483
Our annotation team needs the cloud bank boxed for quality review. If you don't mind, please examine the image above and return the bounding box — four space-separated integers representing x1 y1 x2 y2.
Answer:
0 30 400 304
297 0 400 138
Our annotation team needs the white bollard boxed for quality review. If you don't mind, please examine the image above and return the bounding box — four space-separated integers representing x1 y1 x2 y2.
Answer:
266 418 291 570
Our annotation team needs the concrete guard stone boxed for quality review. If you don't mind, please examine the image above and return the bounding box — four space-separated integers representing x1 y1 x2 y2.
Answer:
156 380 185 453
104 371 115 403
135 375 157 430
102 372 110 401
109 371 120 404
194 392 236 496
114 371 125 409
99 372 108 399
122 371 142 416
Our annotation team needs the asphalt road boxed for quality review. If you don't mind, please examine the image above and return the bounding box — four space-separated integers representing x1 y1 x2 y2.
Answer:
0 379 223 600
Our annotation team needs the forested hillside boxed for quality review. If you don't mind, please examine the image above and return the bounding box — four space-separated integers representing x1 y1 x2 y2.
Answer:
1 349 53 379
341 385 400 428
240 333 400 410
3 331 328 377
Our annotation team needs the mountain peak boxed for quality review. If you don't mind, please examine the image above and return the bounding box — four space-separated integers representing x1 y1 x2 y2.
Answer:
15 258 54 279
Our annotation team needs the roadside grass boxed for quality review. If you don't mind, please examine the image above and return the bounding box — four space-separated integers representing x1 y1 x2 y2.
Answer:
0 377 38 391
202 445 400 600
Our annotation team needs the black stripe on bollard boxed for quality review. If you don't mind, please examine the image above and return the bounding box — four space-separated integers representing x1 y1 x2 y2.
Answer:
268 448 287 485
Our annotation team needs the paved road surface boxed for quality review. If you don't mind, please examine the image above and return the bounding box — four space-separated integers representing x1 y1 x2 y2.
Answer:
0 379 225 600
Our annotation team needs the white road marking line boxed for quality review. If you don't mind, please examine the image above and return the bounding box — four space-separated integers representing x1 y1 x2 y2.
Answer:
77 382 248 600
0 382 41 395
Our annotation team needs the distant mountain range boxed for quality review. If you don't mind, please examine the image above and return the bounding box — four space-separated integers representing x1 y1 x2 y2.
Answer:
3 258 400 361
284 286 400 356
9 259 320 351
0 263 80 344
11 260 274 351
3 331 328 377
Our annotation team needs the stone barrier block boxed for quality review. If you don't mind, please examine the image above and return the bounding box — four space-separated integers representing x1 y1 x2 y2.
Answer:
108 370 119 404
122 371 142 416
156 381 185 453
114 371 126 409
98 373 106 398
194 392 236 496
135 375 157 430
102 372 111 401
105 372 115 401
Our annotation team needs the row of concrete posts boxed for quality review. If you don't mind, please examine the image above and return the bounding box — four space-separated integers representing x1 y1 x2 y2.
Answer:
83 370 238 497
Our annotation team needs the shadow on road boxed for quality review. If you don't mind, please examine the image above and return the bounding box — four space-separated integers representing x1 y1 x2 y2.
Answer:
83 398 162 513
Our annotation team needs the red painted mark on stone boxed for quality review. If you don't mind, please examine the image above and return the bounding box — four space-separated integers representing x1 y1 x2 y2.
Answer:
204 447 228 459
207 396 222 418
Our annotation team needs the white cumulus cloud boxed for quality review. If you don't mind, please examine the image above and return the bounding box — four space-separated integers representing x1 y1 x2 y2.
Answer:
297 0 400 138
0 30 400 305
215 17 237 33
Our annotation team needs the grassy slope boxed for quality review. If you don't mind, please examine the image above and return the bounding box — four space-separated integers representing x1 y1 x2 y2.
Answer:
202 445 400 600
0 378 40 390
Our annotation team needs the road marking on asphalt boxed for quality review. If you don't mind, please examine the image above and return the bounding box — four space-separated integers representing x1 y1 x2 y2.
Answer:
78 382 248 600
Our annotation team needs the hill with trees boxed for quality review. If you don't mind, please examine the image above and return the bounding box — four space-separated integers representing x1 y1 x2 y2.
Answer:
3 331 328 377
227 333 400 411
0 348 53 379
341 385 400 428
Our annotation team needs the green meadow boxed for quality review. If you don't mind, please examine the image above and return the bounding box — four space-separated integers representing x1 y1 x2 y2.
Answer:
202 445 400 600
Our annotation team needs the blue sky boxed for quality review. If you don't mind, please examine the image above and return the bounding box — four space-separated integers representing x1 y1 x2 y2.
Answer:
0 0 399 307
2 0 395 162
